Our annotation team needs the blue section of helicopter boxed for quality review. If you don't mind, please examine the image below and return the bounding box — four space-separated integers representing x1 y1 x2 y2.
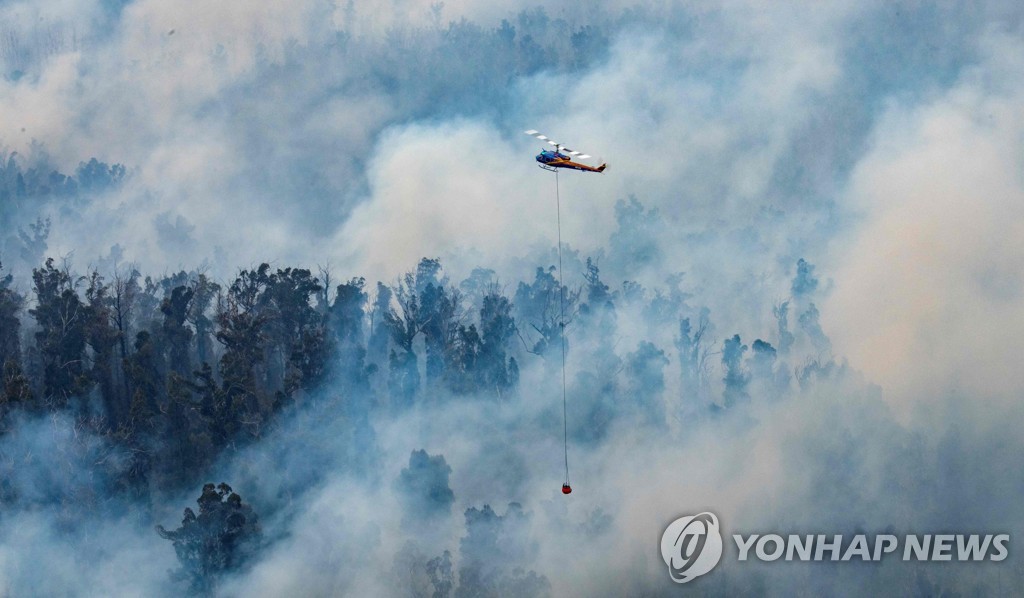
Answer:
536 149 568 164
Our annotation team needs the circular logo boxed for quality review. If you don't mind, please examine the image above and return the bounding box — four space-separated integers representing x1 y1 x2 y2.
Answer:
660 512 723 583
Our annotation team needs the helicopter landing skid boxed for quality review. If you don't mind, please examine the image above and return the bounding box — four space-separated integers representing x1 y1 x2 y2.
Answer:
538 164 558 172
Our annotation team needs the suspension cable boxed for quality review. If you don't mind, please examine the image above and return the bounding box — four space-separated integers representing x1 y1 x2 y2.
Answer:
555 170 569 485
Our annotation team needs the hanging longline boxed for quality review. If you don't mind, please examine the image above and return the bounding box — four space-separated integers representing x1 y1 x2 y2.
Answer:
524 128 607 496
555 170 571 495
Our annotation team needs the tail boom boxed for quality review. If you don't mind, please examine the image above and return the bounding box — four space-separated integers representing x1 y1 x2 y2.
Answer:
551 160 608 173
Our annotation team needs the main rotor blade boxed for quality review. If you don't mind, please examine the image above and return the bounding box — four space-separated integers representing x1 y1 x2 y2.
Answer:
525 129 592 160
527 130 559 144
560 148 591 160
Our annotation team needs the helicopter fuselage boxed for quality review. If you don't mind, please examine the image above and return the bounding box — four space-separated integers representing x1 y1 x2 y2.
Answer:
535 150 606 173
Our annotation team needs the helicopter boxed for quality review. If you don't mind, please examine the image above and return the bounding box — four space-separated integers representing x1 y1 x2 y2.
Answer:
525 130 607 173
